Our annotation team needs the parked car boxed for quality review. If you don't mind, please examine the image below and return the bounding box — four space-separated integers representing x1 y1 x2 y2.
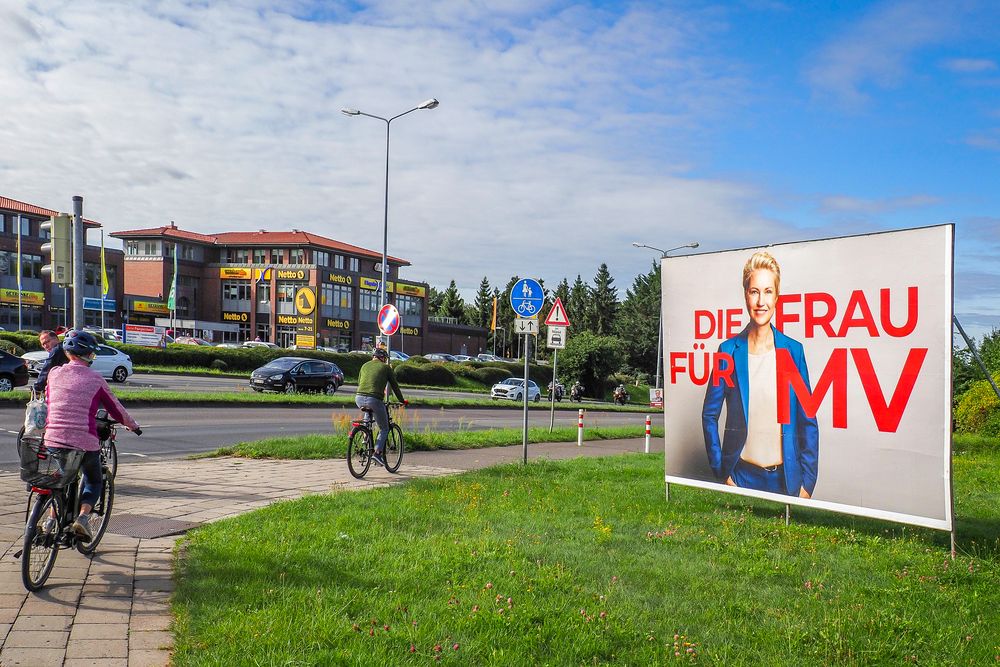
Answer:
491 377 542 402
0 350 30 392
390 350 410 361
215 342 244 349
249 357 344 394
477 353 502 362
243 340 279 349
452 354 475 363
425 353 457 362
22 344 133 383
175 336 214 346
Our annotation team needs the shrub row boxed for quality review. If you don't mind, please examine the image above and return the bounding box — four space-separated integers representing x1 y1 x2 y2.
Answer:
954 374 1000 435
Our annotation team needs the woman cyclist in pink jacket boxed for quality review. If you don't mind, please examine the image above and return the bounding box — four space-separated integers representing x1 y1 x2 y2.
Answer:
44 330 141 541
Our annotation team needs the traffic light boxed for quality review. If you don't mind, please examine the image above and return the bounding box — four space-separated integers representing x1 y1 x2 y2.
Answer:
41 213 73 286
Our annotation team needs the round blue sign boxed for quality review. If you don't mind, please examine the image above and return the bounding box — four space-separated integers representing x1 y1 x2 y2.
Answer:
509 278 544 318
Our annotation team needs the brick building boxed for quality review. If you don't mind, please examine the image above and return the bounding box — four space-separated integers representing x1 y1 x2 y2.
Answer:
111 223 487 354
0 196 124 331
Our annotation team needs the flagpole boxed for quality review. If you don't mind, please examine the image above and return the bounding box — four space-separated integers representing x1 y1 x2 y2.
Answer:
100 229 106 331
17 215 22 332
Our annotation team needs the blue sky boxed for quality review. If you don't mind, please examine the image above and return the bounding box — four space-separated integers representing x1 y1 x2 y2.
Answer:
1 0 998 337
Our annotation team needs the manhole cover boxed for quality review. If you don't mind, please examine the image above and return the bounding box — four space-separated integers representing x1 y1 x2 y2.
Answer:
106 514 201 539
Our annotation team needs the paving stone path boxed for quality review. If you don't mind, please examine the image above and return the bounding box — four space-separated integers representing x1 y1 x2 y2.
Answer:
0 438 645 665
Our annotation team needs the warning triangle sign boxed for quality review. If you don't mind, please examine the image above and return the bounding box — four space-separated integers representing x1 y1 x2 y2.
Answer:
544 298 572 327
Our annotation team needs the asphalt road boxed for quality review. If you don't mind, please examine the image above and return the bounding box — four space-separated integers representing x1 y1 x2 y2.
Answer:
0 404 649 471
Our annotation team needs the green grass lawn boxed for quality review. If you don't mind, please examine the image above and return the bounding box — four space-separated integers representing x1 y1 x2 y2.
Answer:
171 436 1000 665
196 424 664 459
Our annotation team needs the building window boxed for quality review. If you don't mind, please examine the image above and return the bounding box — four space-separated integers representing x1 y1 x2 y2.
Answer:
349 257 359 273
20 217 30 237
270 249 284 265
222 280 252 302
256 322 271 342
359 290 380 322
289 248 305 264
143 240 160 256
276 325 297 349
334 254 344 270
0 214 5 234
252 248 267 264
182 244 198 260
227 248 249 263
126 241 139 256
256 281 271 304
21 253 43 280
276 283 302 314
396 294 423 326
321 284 353 319
314 250 329 266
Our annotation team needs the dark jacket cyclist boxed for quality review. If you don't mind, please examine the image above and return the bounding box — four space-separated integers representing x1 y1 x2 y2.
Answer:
354 348 405 467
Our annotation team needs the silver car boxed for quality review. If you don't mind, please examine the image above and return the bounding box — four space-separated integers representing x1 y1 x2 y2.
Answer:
491 378 541 402
23 344 134 383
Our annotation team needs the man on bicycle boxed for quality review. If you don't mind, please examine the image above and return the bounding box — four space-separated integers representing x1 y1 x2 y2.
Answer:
354 347 405 468
44 330 140 541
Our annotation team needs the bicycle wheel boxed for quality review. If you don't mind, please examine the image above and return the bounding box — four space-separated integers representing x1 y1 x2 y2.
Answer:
101 438 119 479
77 471 114 555
347 426 373 479
21 492 62 592
384 424 404 473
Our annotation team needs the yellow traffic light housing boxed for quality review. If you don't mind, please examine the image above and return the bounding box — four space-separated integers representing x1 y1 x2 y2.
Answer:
41 213 73 286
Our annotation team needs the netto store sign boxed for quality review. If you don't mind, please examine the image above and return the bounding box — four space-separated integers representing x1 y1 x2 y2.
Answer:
276 269 306 280
134 300 169 315
219 267 252 280
0 289 44 306
400 326 420 336
326 272 354 286
277 314 314 326
359 278 426 298
222 311 249 323
324 318 352 330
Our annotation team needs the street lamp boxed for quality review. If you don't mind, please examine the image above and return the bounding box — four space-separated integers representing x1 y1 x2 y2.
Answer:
632 241 700 389
342 99 439 351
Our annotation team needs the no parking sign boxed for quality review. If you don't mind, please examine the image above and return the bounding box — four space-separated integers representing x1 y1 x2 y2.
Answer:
377 304 400 336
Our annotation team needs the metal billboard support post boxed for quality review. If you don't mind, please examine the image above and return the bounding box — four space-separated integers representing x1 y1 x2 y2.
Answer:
954 315 1000 401
548 348 558 432
522 332 530 464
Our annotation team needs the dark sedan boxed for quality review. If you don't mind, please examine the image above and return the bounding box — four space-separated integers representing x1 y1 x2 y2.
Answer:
250 357 344 394
0 349 30 392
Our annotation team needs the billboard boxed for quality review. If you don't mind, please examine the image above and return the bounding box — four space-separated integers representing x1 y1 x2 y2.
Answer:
662 225 953 530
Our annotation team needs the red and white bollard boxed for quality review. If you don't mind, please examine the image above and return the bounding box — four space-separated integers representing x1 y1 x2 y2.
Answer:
644 415 651 453
577 409 585 447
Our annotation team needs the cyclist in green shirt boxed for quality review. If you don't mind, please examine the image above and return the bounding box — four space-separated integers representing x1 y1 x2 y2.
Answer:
354 348 406 467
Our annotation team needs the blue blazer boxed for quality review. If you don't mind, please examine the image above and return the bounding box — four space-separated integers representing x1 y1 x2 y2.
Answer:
701 325 819 496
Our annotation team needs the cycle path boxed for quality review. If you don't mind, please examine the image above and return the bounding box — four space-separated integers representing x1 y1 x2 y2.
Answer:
0 437 651 666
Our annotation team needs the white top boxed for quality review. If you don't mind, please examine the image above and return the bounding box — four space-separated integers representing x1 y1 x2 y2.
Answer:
740 349 782 467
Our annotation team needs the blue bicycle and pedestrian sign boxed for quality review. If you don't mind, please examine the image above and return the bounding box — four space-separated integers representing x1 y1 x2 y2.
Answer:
509 278 544 318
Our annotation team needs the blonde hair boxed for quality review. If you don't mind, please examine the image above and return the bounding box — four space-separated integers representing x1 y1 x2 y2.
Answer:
742 251 781 295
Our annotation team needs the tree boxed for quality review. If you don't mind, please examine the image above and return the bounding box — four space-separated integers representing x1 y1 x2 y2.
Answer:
436 280 466 321
472 277 493 330
497 276 520 357
588 263 618 335
614 262 660 378
553 278 570 308
558 331 625 398
426 286 444 316
567 275 590 333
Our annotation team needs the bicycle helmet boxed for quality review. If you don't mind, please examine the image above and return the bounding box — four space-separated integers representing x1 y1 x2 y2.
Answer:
373 348 389 361
62 329 100 357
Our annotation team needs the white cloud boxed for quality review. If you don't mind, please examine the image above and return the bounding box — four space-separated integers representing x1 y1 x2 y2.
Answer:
941 57 997 73
819 194 941 214
0 0 784 296
804 1 963 108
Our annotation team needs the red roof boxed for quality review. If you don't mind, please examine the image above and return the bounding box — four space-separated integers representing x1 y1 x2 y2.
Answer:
111 226 409 265
0 195 102 228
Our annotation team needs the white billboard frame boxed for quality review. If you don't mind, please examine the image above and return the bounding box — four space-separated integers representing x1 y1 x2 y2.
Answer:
661 225 954 531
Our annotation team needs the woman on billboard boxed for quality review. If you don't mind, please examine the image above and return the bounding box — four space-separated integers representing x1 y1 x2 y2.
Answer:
701 251 819 498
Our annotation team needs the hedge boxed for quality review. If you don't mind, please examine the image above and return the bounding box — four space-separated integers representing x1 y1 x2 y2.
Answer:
472 366 513 385
394 363 457 387
954 374 1000 435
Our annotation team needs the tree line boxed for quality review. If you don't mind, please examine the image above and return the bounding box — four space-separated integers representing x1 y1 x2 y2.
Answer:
425 262 662 387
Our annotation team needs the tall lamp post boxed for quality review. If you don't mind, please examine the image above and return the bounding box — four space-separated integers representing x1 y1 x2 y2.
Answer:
632 242 699 389
341 99 439 352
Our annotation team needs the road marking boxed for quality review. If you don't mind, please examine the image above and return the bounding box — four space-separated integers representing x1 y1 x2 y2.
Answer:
119 452 149 458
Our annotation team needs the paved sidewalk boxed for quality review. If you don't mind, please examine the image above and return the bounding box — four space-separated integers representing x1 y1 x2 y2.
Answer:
0 438 647 666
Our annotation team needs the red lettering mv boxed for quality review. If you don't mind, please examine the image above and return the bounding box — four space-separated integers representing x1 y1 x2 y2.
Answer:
669 346 928 433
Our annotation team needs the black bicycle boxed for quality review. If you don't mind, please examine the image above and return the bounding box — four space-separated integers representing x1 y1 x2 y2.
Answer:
347 402 405 478
16 417 140 591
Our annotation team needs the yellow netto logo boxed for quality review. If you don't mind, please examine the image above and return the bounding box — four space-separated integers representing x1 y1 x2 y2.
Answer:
328 273 353 286
277 269 305 280
325 319 351 330
222 312 248 322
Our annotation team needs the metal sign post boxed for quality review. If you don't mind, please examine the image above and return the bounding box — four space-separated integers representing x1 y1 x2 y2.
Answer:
510 279 544 464
544 301 571 433
548 348 558 432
